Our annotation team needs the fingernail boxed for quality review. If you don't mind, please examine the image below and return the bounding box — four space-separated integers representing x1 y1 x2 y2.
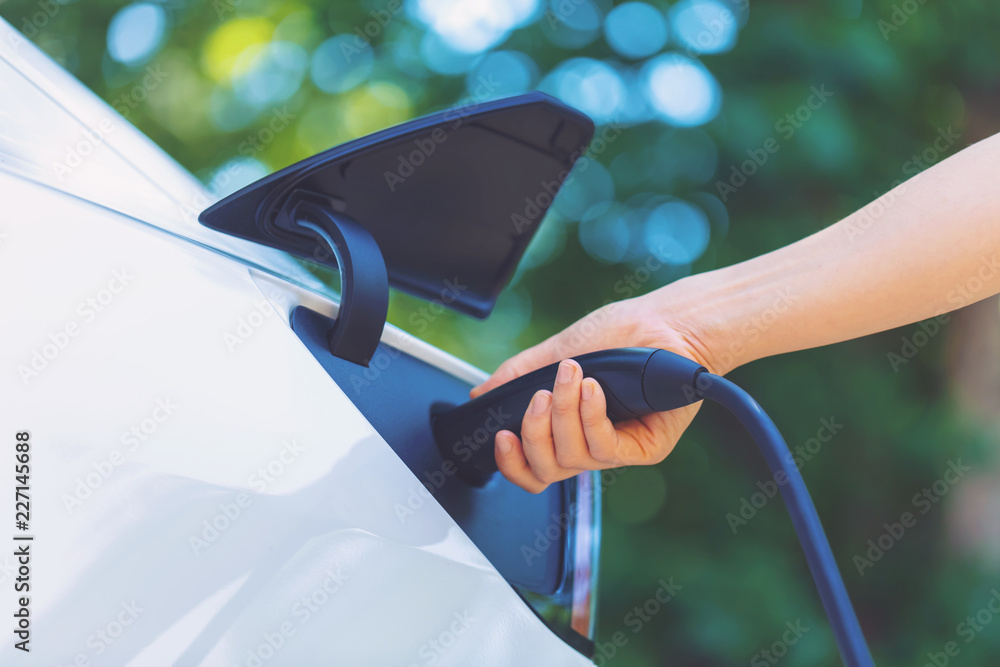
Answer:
497 432 512 455
556 360 575 384
581 379 594 400
531 391 551 415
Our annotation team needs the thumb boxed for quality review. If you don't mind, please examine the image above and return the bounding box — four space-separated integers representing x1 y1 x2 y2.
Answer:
470 337 561 398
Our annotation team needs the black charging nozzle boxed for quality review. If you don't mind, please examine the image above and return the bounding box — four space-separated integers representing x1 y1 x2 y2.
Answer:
432 348 706 486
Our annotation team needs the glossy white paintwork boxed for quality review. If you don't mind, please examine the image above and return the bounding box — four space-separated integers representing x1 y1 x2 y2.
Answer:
0 17 591 666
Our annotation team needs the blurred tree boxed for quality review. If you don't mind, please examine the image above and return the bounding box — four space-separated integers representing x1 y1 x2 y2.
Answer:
4 0 999 664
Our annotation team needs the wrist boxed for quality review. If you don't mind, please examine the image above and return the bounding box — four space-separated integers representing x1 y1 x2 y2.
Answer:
638 268 767 376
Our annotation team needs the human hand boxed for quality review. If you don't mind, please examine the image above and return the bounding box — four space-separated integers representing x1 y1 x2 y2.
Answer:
471 284 728 493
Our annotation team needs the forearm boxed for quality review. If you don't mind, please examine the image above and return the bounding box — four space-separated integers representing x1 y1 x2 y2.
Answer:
657 132 1000 374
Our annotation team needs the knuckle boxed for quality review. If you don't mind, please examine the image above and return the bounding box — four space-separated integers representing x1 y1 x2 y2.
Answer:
496 359 518 379
550 399 576 417
534 468 561 485
555 449 582 469
496 459 520 480
589 442 618 465
495 450 514 469
519 419 549 444
581 410 605 429
649 445 674 465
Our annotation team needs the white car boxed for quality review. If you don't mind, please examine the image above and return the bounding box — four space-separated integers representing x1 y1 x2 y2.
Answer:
0 17 600 666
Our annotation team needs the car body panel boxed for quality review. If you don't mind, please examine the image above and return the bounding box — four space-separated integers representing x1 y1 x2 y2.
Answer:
0 17 327 297
0 17 591 667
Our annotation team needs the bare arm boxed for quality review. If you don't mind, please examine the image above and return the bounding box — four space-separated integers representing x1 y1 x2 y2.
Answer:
475 132 1000 493
676 131 1000 375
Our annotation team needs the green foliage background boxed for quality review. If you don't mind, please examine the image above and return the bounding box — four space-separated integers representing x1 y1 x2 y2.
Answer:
5 0 1000 664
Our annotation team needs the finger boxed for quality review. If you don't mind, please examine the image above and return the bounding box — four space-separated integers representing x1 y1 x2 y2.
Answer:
636 405 699 463
494 430 547 493
550 360 599 469
471 338 558 398
579 377 625 465
520 390 582 485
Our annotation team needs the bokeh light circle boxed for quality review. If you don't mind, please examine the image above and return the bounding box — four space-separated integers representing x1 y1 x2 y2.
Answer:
234 41 307 108
107 3 167 66
467 50 537 98
553 159 615 221
419 31 478 75
670 0 739 55
541 0 603 49
579 203 634 264
411 0 540 53
604 2 668 59
643 199 711 265
642 53 721 127
310 35 374 94
542 58 627 125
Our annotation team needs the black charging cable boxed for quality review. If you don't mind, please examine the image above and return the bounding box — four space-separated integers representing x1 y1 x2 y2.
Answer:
695 372 874 667
435 348 875 667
